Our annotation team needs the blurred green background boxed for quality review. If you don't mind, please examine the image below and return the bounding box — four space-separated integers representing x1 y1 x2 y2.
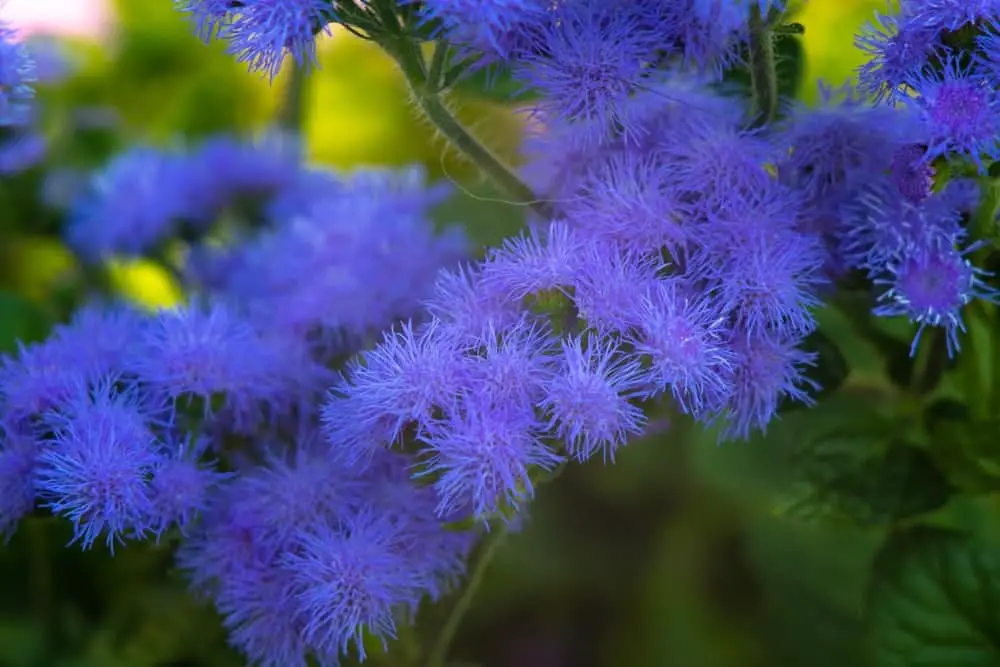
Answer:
0 1 896 666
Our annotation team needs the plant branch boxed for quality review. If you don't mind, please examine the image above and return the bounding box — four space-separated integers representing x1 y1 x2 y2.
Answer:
278 63 309 134
422 523 509 667
382 38 556 220
748 6 778 129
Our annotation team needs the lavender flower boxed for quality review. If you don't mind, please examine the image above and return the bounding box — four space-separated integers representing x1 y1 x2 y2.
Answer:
540 335 647 462
36 379 165 551
177 0 335 78
0 21 35 127
0 421 37 539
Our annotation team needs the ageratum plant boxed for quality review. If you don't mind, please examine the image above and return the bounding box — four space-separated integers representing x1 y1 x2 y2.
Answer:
3 1 1000 666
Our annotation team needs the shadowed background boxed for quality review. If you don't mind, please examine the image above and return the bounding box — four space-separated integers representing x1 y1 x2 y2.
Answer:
0 2 889 666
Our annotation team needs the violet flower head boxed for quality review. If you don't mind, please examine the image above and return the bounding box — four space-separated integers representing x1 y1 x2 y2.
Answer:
629 279 735 417
149 434 229 536
425 264 525 342
0 303 143 424
906 0 1000 31
416 0 549 61
177 0 335 79
904 56 1000 172
540 335 647 463
874 242 999 356
515 0 664 147
199 166 466 350
571 244 664 335
323 320 468 464
856 10 943 104
418 392 562 520
566 151 690 255
124 300 308 429
0 421 37 539
715 332 819 442
0 131 46 175
36 379 165 552
0 21 35 127
65 147 199 262
282 509 425 659
480 221 582 301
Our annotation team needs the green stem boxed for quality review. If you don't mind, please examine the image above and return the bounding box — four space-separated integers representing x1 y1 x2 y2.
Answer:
747 6 778 129
422 524 509 667
278 63 309 134
383 39 556 220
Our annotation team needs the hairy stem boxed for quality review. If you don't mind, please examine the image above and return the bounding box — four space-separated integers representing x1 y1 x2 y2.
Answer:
422 523 509 667
384 39 556 220
748 6 778 129
278 63 309 134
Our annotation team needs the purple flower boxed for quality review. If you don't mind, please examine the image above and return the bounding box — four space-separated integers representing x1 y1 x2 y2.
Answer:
0 22 35 127
840 181 966 273
36 379 165 551
150 434 229 536
125 301 302 428
0 304 142 424
710 223 827 338
657 117 776 216
415 0 549 61
904 57 1000 172
197 166 466 350
714 331 818 441
282 509 425 659
465 317 558 412
0 421 37 539
856 11 943 104
323 321 468 463
566 151 690 255
629 279 734 416
0 131 46 174
425 264 525 342
874 242 999 356
906 0 1000 31
65 147 199 261
540 335 647 462
177 0 335 79
515 0 664 147
571 244 664 335
889 144 936 203
480 222 583 300
418 392 562 519
777 85 922 202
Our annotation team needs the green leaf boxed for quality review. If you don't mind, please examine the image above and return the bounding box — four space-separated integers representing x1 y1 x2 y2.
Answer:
779 440 952 526
926 402 1000 494
867 527 1000 666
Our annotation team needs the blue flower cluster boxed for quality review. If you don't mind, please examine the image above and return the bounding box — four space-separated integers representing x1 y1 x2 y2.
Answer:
0 22 50 175
2 0 1000 666
1 125 471 665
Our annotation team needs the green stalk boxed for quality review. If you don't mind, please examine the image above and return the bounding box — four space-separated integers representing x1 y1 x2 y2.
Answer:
384 39 556 220
747 6 778 129
278 63 309 134
421 523 509 667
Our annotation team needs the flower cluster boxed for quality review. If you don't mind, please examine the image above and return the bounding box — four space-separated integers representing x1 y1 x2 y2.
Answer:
1 124 471 665
2 0 1000 666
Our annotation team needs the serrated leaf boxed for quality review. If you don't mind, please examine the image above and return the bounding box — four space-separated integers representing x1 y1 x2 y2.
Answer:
779 441 952 526
867 527 1000 667
926 402 1000 494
